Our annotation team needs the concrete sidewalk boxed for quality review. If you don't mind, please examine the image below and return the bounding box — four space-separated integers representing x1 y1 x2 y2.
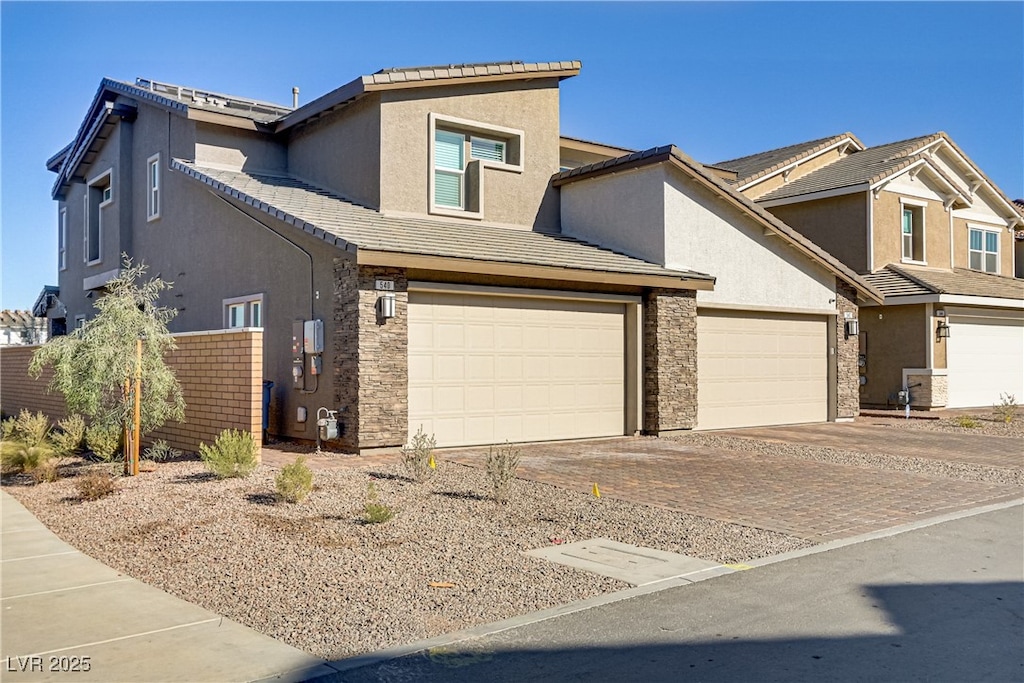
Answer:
1 491 335 683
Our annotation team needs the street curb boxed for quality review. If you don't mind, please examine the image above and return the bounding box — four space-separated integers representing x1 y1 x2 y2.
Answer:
324 497 1023 677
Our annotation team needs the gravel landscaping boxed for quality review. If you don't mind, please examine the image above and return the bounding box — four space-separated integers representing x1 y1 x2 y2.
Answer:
2 457 808 661
861 414 1024 439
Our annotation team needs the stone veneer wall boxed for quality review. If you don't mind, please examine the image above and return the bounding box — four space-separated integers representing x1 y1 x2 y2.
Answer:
0 329 263 454
333 259 409 451
642 289 697 433
835 279 860 419
907 372 948 409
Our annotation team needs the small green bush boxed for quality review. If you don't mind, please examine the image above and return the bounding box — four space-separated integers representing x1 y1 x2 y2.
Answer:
486 442 521 503
143 439 181 462
52 414 86 456
4 410 52 447
1 441 54 476
199 429 258 479
276 456 314 503
86 424 122 462
363 481 395 524
952 415 981 429
76 470 117 501
993 393 1019 424
401 426 437 482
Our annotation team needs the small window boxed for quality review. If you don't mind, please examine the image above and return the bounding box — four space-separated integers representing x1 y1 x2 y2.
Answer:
85 170 112 265
901 203 925 263
434 129 466 209
59 208 67 271
223 294 264 329
147 154 161 220
969 227 999 273
75 315 86 330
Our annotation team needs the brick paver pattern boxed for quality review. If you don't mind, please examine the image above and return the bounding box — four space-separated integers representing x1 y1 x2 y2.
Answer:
443 430 1022 543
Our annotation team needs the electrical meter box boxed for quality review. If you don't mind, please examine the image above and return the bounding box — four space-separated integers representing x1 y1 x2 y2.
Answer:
303 319 324 354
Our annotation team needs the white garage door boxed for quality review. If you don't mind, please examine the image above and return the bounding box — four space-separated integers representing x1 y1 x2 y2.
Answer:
947 316 1024 408
698 311 828 430
409 291 626 447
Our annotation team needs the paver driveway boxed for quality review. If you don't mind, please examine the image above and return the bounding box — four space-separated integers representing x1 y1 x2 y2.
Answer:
442 423 1022 543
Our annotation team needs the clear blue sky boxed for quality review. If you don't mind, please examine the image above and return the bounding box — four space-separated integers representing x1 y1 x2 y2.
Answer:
2 2 1022 310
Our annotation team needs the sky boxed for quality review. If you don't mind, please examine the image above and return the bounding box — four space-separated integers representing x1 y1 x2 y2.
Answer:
2 1 1022 311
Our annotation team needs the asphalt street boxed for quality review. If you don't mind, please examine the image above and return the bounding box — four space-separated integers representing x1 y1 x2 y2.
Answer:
332 505 1024 682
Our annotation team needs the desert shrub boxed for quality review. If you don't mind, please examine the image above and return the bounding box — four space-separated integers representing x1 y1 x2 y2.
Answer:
31 459 60 484
993 393 1019 424
86 424 122 462
5 410 52 447
76 470 117 501
276 456 314 503
952 415 981 429
486 441 521 503
401 426 437 482
52 414 86 456
199 429 257 479
1 441 54 475
143 439 181 462
363 481 395 524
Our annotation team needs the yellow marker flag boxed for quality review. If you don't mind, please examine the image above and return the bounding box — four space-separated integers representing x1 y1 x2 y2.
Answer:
592 483 601 498
428 453 436 469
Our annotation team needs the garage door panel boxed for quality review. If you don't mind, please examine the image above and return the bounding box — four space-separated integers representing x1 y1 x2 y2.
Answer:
410 292 625 447
947 316 1024 408
698 311 827 430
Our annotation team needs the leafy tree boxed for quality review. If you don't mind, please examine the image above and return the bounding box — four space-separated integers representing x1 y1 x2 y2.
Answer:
29 256 185 447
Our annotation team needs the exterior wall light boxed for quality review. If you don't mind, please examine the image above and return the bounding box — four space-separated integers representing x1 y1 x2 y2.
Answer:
376 293 396 319
844 318 859 339
936 320 951 339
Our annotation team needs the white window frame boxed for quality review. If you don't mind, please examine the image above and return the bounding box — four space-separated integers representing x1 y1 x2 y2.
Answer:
59 207 67 271
967 224 1001 274
85 169 113 266
428 113 524 220
223 293 264 329
74 315 86 330
147 153 161 221
899 198 927 265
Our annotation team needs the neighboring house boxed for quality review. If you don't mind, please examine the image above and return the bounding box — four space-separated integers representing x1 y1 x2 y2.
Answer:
713 133 1024 409
0 310 48 346
46 61 878 450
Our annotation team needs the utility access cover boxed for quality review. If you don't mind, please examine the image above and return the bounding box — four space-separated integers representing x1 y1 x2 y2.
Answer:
526 538 721 586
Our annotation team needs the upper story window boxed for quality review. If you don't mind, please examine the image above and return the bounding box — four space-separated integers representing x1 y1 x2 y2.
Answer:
900 200 925 264
147 154 161 221
58 208 67 271
85 170 112 265
223 293 264 329
428 113 523 220
969 226 999 273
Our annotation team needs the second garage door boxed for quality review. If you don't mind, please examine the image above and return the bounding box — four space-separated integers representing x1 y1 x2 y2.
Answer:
698 310 828 430
409 291 626 447
946 315 1024 408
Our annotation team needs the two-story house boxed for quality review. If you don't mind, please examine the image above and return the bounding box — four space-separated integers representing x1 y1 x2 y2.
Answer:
43 61 879 450
711 133 1024 409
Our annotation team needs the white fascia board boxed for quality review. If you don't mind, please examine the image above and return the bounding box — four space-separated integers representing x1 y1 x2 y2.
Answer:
757 183 868 208
928 140 1021 222
881 293 1024 309
736 136 862 193
870 159 965 203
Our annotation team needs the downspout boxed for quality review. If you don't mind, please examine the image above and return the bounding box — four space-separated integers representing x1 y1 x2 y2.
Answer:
866 190 874 272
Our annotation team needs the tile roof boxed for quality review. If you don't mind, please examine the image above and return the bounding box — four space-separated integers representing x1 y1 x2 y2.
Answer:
712 133 863 186
756 134 945 202
172 161 712 287
864 264 1024 301
369 61 581 85
551 146 883 304
0 310 42 327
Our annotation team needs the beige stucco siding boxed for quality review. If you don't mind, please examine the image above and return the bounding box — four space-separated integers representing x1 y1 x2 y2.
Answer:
195 122 286 173
744 147 852 200
859 304 927 406
286 94 381 209
764 193 868 273
951 216 1015 275
873 190 950 269
378 79 562 230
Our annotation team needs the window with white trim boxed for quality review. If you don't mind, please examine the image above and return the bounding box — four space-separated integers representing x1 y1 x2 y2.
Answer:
428 113 523 219
969 227 999 273
58 208 67 271
223 294 264 329
75 315 86 330
147 154 161 220
900 202 925 263
85 170 112 265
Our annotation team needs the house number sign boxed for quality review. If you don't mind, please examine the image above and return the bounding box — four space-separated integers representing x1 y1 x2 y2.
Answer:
375 280 395 291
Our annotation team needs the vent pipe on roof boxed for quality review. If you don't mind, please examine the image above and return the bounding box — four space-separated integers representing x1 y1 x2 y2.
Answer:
292 87 299 109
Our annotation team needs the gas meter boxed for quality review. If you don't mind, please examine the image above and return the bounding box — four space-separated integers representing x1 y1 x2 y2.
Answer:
317 407 340 442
